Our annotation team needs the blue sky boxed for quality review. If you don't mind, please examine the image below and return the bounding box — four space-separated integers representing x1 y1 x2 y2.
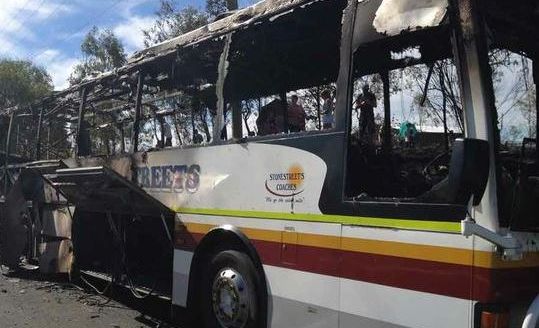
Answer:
0 0 253 90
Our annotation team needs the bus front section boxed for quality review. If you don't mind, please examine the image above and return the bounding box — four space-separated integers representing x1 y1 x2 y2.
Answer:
453 0 539 326
347 0 538 327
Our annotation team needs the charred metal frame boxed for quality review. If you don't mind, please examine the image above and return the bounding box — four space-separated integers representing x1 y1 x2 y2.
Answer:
279 91 289 134
230 103 242 139
215 33 232 143
35 106 44 159
450 0 501 230
75 87 88 157
3 113 14 195
0 0 529 158
381 70 391 153
332 0 356 132
535 58 539 161
131 72 144 153
0 0 354 163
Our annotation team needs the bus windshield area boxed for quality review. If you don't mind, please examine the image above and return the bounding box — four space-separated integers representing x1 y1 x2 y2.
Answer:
345 22 462 204
345 0 539 215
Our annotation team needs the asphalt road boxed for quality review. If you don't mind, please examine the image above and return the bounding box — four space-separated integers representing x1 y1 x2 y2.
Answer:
0 270 178 328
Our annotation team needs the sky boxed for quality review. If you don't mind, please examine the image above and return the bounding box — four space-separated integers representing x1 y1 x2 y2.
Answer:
0 0 252 90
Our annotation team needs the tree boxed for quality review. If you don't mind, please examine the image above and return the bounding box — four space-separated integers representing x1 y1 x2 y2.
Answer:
67 27 128 155
0 59 52 109
399 49 523 137
405 60 465 133
141 0 242 145
206 0 228 17
0 59 54 159
206 0 238 17
69 26 127 85
143 0 241 47
142 1 209 47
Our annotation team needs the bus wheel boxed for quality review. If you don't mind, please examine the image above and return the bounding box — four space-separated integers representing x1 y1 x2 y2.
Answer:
200 250 262 328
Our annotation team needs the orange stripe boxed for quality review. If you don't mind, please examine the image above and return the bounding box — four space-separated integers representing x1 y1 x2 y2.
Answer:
181 222 539 269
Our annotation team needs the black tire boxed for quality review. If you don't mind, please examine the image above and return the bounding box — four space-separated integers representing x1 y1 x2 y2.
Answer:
199 250 264 328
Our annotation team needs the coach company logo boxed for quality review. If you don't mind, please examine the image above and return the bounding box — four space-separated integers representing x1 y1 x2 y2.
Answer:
265 164 305 197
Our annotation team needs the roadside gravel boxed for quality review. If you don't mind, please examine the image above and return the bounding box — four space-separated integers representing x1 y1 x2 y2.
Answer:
0 270 173 328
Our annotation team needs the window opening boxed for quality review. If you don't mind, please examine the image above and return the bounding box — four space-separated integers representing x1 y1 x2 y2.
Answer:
489 49 537 229
346 38 464 204
224 0 345 138
136 40 223 149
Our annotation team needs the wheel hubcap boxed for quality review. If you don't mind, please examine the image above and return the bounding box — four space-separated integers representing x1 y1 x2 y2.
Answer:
211 268 249 328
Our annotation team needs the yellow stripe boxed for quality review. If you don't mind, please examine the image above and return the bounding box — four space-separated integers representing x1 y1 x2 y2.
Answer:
185 222 213 234
341 237 474 266
185 222 283 243
174 207 461 233
182 222 539 269
298 232 341 249
474 251 539 269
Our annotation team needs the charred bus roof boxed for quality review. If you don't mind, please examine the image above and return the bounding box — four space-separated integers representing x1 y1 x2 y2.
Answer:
1 0 538 118
1 0 338 117
0 0 537 162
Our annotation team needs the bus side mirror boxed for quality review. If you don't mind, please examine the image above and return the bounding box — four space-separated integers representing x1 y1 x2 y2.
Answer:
447 138 490 206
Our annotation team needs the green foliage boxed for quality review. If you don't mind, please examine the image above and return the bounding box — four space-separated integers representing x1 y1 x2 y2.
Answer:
206 0 228 17
142 1 209 47
142 0 240 47
0 59 52 109
67 27 127 155
69 26 127 85
0 59 55 159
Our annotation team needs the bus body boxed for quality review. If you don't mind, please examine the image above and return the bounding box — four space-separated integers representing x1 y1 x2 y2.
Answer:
1 0 538 327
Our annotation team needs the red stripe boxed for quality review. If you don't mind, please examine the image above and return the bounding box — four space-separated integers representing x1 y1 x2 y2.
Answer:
177 232 539 302
340 249 474 299
473 266 539 302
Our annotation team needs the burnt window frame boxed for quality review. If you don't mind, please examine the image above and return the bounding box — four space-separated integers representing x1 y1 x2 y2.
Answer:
219 0 348 142
339 1 469 223
482 3 539 229
133 39 225 152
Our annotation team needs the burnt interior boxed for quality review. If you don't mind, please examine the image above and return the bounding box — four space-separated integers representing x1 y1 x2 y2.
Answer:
47 166 176 295
346 18 458 202
73 211 174 295
482 0 539 231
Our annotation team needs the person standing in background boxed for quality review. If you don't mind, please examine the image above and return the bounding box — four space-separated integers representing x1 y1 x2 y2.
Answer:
288 94 306 132
356 84 377 144
321 89 334 129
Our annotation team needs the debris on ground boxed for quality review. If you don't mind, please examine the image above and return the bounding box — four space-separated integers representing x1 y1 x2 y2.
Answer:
0 272 172 328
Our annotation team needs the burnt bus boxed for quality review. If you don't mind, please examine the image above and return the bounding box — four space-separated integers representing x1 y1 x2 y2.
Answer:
1 0 538 327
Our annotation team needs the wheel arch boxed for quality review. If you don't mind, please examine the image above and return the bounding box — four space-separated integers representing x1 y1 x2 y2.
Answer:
186 224 268 325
